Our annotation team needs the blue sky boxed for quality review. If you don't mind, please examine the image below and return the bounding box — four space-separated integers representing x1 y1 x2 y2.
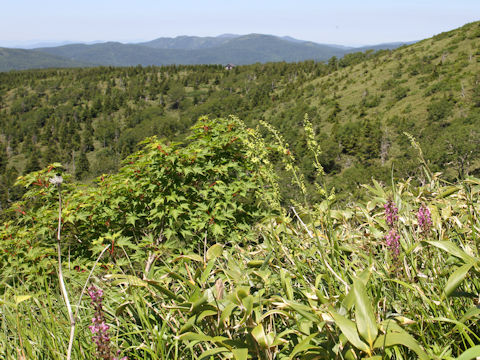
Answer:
1 0 479 47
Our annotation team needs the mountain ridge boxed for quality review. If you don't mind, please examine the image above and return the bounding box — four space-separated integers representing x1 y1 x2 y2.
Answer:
0 33 413 71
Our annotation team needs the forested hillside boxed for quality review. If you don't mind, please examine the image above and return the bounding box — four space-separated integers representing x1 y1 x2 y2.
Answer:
0 47 89 71
1 21 479 209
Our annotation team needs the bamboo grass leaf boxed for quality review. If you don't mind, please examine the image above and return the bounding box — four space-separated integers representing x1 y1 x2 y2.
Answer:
457 345 480 360
232 348 249 360
353 279 378 348
330 310 371 354
445 263 474 297
426 241 477 264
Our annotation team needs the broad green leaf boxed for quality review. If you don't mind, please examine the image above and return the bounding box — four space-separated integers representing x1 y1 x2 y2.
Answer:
287 333 319 360
251 323 268 348
145 280 179 300
342 286 355 311
180 332 227 343
232 348 248 360
173 254 204 263
357 268 372 285
258 309 292 322
353 279 378 348
457 345 480 360
106 274 147 287
198 347 230 360
284 300 320 323
247 260 264 268
330 310 371 354
459 307 480 324
220 303 236 324
15 295 32 305
374 321 428 360
199 260 216 285
235 287 250 301
280 269 294 300
269 333 288 347
437 186 460 198
427 241 476 264
179 316 196 334
239 295 254 325
191 294 207 312
445 263 474 297
198 310 218 322
206 243 223 261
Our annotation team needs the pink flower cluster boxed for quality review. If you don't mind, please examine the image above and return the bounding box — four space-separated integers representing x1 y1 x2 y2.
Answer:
417 204 432 235
384 200 399 227
385 229 400 257
88 285 127 360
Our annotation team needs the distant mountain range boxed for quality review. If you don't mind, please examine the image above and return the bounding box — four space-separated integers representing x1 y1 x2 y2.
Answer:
0 47 90 71
0 34 414 71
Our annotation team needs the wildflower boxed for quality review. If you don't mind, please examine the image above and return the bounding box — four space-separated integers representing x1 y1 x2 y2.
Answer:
384 200 398 228
417 204 432 235
385 228 400 258
88 285 127 360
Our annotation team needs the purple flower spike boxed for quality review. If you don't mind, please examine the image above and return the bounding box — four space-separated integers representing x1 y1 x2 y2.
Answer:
417 205 432 234
385 228 401 258
384 200 399 228
87 285 127 360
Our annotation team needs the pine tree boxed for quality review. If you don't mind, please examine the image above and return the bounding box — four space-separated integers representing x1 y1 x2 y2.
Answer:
24 151 41 174
75 151 90 180
0 144 7 174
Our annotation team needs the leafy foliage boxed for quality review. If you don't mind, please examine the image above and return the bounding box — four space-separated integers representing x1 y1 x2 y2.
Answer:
0 116 278 284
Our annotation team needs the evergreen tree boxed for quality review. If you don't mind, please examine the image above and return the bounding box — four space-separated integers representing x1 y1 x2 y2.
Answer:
42 143 58 165
75 151 90 180
0 144 7 174
24 151 41 174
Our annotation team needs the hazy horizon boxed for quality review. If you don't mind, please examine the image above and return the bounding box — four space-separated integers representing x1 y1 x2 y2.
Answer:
1 0 479 48
0 34 417 50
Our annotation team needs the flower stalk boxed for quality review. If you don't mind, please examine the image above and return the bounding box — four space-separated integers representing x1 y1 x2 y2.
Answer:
51 175 76 360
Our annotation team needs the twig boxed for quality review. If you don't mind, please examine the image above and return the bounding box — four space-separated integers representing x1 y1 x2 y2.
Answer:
291 206 313 237
143 251 157 280
74 244 111 320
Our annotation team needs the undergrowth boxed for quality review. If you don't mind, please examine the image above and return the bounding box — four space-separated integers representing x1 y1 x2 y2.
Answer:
1 116 479 359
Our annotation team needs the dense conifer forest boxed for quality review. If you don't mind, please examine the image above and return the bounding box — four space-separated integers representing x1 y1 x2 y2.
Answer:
0 21 480 360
